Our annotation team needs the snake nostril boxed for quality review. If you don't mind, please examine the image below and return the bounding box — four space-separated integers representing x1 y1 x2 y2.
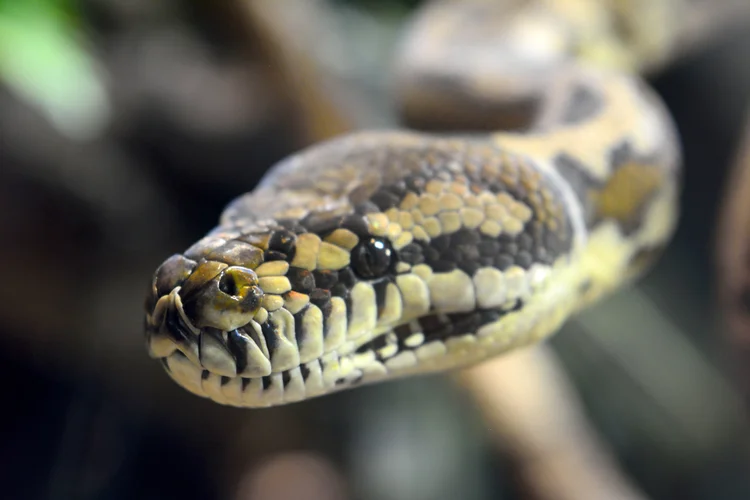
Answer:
216 267 263 313
218 272 239 297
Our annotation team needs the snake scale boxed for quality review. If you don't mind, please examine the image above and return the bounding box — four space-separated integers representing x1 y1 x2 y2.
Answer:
144 0 683 408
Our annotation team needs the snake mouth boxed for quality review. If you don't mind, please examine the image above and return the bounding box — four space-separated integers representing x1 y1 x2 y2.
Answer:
143 232 374 406
158 348 349 408
145 283 362 407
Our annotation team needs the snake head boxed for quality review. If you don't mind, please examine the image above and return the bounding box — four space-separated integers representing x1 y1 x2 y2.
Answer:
143 133 592 408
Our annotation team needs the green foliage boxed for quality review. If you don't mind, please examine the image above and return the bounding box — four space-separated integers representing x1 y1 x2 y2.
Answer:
0 0 110 139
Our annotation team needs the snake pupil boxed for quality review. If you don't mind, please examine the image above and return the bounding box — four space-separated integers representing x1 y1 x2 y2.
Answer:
352 237 393 279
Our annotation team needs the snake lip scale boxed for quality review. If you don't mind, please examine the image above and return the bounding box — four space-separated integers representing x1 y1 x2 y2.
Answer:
143 2 682 408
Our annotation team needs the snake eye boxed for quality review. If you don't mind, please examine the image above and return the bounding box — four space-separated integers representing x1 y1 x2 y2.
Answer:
352 237 393 279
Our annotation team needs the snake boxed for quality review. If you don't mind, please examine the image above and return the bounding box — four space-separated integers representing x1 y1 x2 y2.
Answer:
143 0 684 408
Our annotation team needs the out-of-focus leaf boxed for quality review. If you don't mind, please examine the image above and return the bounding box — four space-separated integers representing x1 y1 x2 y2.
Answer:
0 0 110 140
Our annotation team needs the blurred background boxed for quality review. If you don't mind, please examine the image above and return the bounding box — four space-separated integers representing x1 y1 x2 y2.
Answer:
2 0 750 499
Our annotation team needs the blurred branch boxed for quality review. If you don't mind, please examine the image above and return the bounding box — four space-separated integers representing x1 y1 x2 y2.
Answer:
458 345 650 500
716 110 750 402
239 0 357 143
571 289 746 455
663 0 750 63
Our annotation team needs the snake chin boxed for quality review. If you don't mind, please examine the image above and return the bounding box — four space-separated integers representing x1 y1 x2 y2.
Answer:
148 304 363 407
158 348 350 408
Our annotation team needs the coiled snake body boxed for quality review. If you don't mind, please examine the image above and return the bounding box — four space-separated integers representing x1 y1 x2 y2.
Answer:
144 0 682 408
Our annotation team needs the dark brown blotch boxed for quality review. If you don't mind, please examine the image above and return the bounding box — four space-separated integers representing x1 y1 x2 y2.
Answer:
370 189 402 210
184 237 227 260
261 376 272 390
517 233 533 251
431 260 457 272
454 228 481 245
431 234 451 253
456 244 479 263
397 243 424 266
355 331 391 354
275 218 307 234
226 329 252 374
478 240 499 257
149 254 197 310
260 320 279 352
312 270 338 290
264 250 289 262
494 254 514 270
288 267 316 293
268 229 297 254
340 214 370 236
162 302 195 345
309 288 332 309
301 212 343 236
293 308 307 350
516 251 533 268
330 283 350 300
421 245 441 263
373 280 390 316
206 240 264 268
337 268 358 289
354 201 381 215
458 260 481 276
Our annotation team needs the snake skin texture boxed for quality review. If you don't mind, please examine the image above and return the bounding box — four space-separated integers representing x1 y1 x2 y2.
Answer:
143 0 682 408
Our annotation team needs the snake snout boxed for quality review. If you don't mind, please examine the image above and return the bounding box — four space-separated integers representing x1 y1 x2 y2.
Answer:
145 254 266 355
145 254 196 313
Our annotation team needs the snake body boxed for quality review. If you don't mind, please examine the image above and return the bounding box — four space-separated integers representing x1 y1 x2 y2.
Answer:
144 0 681 408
